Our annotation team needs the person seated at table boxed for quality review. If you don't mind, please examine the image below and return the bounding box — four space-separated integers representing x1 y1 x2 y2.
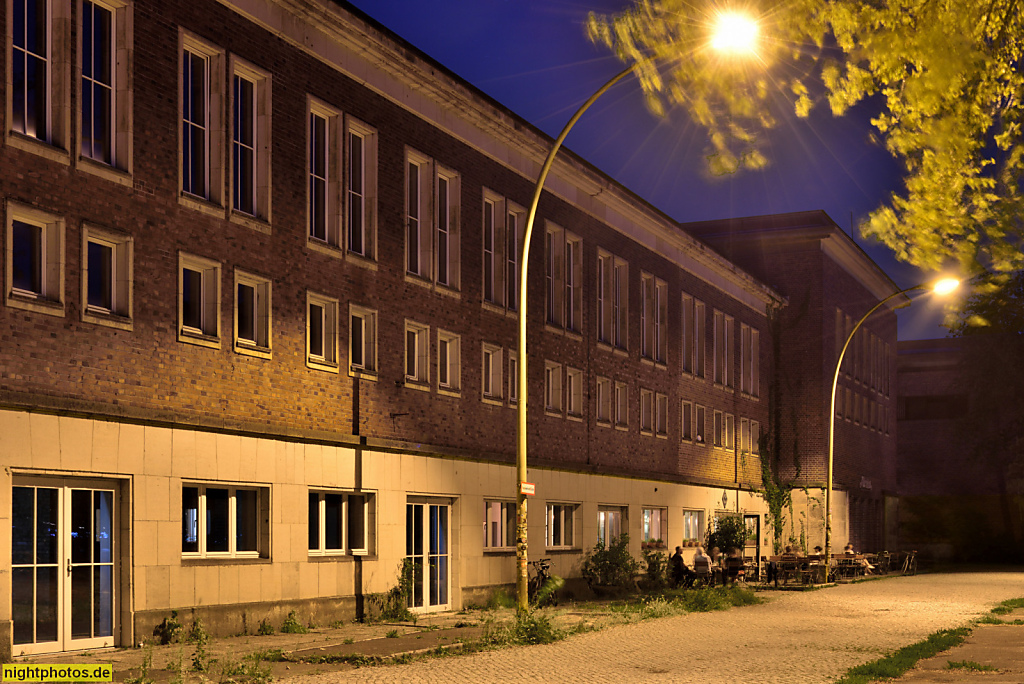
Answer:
669 546 696 588
723 547 745 585
692 546 713 584
843 542 875 573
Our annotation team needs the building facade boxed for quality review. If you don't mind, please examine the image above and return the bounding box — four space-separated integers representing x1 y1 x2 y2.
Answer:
1 0 784 658
681 211 901 553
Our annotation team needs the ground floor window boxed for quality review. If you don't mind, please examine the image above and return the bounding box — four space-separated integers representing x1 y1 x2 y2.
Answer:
642 508 667 546
682 509 704 543
546 503 575 549
308 490 371 556
182 484 268 558
483 500 515 550
598 505 626 546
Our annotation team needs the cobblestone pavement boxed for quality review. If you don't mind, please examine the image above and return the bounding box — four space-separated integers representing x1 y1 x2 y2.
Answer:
293 572 1024 684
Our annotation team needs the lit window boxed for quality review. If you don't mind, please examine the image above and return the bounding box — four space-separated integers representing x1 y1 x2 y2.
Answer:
308 490 372 556
682 510 704 542
598 506 625 546
306 292 338 369
178 253 220 344
182 484 267 558
483 501 515 550
642 508 667 544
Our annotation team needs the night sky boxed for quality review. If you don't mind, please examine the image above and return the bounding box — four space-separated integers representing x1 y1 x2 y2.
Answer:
345 0 958 340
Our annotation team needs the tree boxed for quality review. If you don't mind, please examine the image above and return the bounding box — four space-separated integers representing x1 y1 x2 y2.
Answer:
587 0 1024 273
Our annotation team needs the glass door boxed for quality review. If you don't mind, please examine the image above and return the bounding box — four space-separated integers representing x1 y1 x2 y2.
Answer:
12 481 116 655
405 502 449 612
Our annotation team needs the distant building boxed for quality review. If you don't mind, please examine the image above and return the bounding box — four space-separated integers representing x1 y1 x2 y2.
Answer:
1 0 783 658
681 211 902 553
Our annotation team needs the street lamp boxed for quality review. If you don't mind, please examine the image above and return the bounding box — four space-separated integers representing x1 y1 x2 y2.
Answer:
823 277 960 577
513 11 760 612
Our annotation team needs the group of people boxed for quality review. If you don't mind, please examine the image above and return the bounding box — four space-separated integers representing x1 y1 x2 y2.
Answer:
764 542 875 585
668 545 746 588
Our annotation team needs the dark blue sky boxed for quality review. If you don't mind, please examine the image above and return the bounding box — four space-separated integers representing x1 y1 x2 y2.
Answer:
346 0 956 339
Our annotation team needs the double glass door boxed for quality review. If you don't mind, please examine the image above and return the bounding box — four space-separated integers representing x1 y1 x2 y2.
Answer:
405 502 449 611
12 480 116 655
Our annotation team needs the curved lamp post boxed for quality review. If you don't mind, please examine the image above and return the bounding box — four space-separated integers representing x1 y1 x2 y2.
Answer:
514 12 760 611
823 277 959 577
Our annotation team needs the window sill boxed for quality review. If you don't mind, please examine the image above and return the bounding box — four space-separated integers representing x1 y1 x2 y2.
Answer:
307 237 344 259
6 132 71 165
403 380 430 392
307 357 340 373
83 308 132 331
597 341 614 353
235 342 272 359
544 547 581 555
181 556 271 566
6 292 65 317
482 396 504 407
349 368 377 381
614 424 629 432
597 420 612 428
435 284 461 300
483 548 516 555
656 432 669 440
230 210 272 235
640 430 654 437
307 553 376 563
481 300 507 316
77 156 133 187
347 252 378 271
437 387 461 398
567 413 583 423
544 409 563 418
179 193 225 218
612 347 629 358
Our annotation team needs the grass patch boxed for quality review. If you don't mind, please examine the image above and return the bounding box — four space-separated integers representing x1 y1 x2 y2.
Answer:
976 614 1004 625
836 628 971 684
991 597 1024 615
946 660 997 672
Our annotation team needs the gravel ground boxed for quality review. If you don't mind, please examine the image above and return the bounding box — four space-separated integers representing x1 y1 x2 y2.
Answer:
293 572 1024 684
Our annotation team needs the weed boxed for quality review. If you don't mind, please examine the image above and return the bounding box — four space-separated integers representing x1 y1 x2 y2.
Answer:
385 629 399 638
946 660 997 672
367 559 416 623
188 617 212 673
836 627 971 684
125 646 154 684
976 614 1004 625
281 610 309 634
485 612 562 647
218 654 273 684
247 648 285 663
256 618 275 636
155 610 183 645
343 637 355 645
484 587 516 609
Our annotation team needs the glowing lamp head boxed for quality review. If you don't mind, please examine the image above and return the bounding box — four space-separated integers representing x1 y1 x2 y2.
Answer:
710 12 759 55
932 278 960 296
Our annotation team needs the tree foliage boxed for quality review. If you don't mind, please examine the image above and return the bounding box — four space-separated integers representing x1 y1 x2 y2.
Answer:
587 0 1024 273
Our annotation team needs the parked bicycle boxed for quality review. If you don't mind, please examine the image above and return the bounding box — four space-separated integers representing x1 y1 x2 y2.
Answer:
528 557 557 606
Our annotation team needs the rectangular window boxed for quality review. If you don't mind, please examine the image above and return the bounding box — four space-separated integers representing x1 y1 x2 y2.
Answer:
80 1 112 164
181 35 223 203
740 417 750 453
566 367 583 417
751 420 760 454
640 388 654 434
349 306 377 374
565 234 582 332
404 321 429 384
435 168 459 287
306 292 337 369
641 274 667 363
725 413 735 449
506 206 522 311
714 311 726 385
682 509 704 542
695 404 706 445
597 506 625 546
642 508 667 543
694 300 706 377
713 410 723 447
178 253 220 343
307 104 335 244
438 330 460 391
482 197 498 304
482 344 502 399
508 351 518 405
234 270 270 353
182 484 267 557
613 258 628 349
346 118 377 259
546 503 575 548
483 500 515 550
614 381 628 427
596 376 612 423
681 293 693 373
725 314 735 387
6 205 65 315
545 223 564 327
656 393 668 436
597 252 627 347
681 401 693 441
12 0 51 141
308 490 372 556
406 153 429 276
544 361 562 413
230 60 270 221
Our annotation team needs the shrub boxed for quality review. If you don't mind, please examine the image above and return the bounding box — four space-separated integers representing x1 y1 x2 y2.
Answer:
280 610 309 634
154 611 183 645
580 534 641 590
256 618 275 636
640 547 668 591
367 559 416 623
704 515 748 556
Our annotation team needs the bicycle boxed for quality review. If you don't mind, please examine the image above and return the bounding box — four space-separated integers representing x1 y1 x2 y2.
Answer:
528 557 557 606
